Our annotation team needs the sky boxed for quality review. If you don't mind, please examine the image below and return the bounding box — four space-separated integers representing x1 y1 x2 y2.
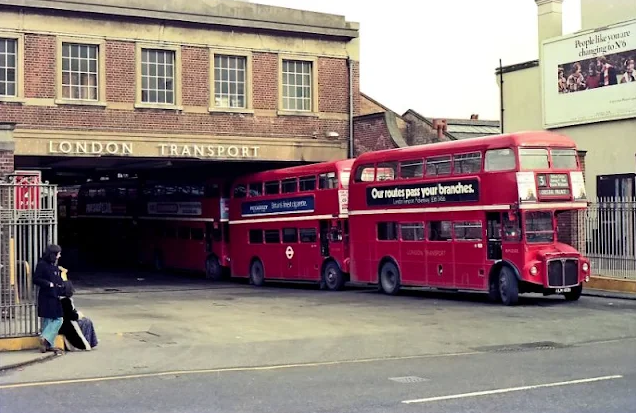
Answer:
255 0 582 121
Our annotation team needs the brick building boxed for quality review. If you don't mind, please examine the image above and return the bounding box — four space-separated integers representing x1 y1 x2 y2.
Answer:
353 93 501 156
0 0 360 179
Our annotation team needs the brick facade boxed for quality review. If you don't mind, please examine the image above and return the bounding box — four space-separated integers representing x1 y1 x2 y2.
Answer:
0 149 14 178
2 33 355 141
353 113 399 156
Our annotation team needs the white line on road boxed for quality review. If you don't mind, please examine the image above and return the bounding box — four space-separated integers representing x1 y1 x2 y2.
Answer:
402 375 623 404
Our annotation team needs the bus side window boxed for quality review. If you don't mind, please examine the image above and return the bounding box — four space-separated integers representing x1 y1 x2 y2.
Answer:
282 228 298 243
265 181 280 195
319 172 338 189
264 229 280 244
377 222 398 241
400 223 425 241
426 156 452 177
399 160 424 179
178 227 190 240
299 176 316 191
354 164 375 183
453 152 482 175
191 228 205 241
234 184 247 198
300 228 317 243
502 212 521 241
485 148 516 172
249 229 263 244
453 221 483 241
428 221 452 241
249 182 263 197
329 222 343 242
377 162 398 181
281 178 298 194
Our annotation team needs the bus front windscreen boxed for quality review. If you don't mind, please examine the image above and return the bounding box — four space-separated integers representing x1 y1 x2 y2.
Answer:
525 211 554 243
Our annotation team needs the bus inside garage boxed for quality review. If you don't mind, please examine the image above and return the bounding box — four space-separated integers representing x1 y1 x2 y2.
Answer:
15 154 305 280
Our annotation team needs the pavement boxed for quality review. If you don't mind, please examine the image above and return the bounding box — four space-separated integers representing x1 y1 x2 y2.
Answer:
1 337 634 413
0 270 635 412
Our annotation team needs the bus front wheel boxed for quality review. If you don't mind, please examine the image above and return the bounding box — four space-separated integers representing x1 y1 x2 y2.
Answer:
498 266 519 306
564 284 583 301
205 255 222 281
249 259 265 287
379 261 401 295
323 261 345 291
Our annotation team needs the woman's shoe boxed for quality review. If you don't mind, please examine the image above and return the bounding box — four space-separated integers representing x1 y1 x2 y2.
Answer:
39 338 48 353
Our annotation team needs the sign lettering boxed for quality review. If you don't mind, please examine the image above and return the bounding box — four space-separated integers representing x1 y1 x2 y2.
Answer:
366 179 480 207
49 141 133 156
241 195 315 217
158 144 260 158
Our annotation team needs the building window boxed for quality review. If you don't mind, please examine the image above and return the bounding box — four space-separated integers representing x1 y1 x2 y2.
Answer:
282 60 312 111
214 55 246 109
61 43 99 100
141 49 175 105
0 38 17 97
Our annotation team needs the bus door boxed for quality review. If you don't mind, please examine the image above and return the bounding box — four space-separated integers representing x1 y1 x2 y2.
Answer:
281 227 299 280
486 212 503 261
501 211 523 264
319 220 330 257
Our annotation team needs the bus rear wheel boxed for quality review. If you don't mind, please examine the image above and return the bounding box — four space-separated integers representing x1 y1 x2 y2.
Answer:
379 261 401 295
323 261 345 291
564 284 583 301
249 259 265 287
498 266 519 306
205 255 222 281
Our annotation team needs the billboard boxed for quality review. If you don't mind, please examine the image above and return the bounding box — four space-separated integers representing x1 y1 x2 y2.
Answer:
541 19 636 129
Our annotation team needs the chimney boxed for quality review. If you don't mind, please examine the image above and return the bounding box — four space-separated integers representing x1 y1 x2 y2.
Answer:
536 0 563 50
433 119 447 141
470 114 479 120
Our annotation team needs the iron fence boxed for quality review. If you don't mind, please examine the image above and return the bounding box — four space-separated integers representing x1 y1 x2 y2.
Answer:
582 197 636 280
0 178 57 338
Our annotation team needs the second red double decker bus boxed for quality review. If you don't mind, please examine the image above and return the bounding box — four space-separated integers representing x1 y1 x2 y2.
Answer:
347 131 591 305
229 160 353 290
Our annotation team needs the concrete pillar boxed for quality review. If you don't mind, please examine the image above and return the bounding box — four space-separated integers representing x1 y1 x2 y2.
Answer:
0 123 16 180
536 0 563 50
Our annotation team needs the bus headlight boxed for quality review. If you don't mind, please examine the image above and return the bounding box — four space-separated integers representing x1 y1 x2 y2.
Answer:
530 266 538 276
582 262 589 272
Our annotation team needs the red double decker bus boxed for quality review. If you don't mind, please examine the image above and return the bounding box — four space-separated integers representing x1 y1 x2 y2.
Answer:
347 131 591 305
229 160 353 290
137 178 231 279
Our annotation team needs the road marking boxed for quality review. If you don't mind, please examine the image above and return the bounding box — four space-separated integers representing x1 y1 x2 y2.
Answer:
389 376 429 384
0 351 481 390
401 375 623 404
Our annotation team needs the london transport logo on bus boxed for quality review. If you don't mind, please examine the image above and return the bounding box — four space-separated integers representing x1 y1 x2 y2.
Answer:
241 195 315 217
366 179 480 207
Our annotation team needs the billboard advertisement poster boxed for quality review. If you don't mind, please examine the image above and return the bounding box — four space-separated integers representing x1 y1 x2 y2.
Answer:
541 19 636 128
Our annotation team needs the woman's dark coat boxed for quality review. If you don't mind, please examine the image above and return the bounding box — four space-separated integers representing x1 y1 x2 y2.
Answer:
33 259 65 319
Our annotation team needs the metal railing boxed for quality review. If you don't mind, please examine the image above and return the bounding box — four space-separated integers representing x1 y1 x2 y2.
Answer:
582 197 636 280
0 178 57 338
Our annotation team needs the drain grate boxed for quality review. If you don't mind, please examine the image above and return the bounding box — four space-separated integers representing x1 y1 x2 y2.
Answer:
474 341 571 353
389 376 429 384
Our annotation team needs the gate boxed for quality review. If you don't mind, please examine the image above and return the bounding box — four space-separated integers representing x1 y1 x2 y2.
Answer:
583 197 636 280
0 173 57 338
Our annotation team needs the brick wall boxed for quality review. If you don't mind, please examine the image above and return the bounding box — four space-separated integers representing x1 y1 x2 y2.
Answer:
24 34 56 99
182 46 210 107
402 112 450 145
353 113 398 156
0 149 14 178
6 34 357 142
106 41 136 103
252 52 278 110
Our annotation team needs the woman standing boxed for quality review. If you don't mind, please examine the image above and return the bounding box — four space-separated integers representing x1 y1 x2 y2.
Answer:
33 244 65 354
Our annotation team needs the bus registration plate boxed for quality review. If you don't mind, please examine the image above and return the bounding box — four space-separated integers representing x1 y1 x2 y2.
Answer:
555 288 571 293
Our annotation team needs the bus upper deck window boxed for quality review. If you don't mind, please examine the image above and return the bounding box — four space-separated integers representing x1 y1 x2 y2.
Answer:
519 148 549 170
484 149 516 171
425 156 451 177
233 184 247 198
353 164 375 183
551 149 578 169
319 172 338 189
377 162 397 181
